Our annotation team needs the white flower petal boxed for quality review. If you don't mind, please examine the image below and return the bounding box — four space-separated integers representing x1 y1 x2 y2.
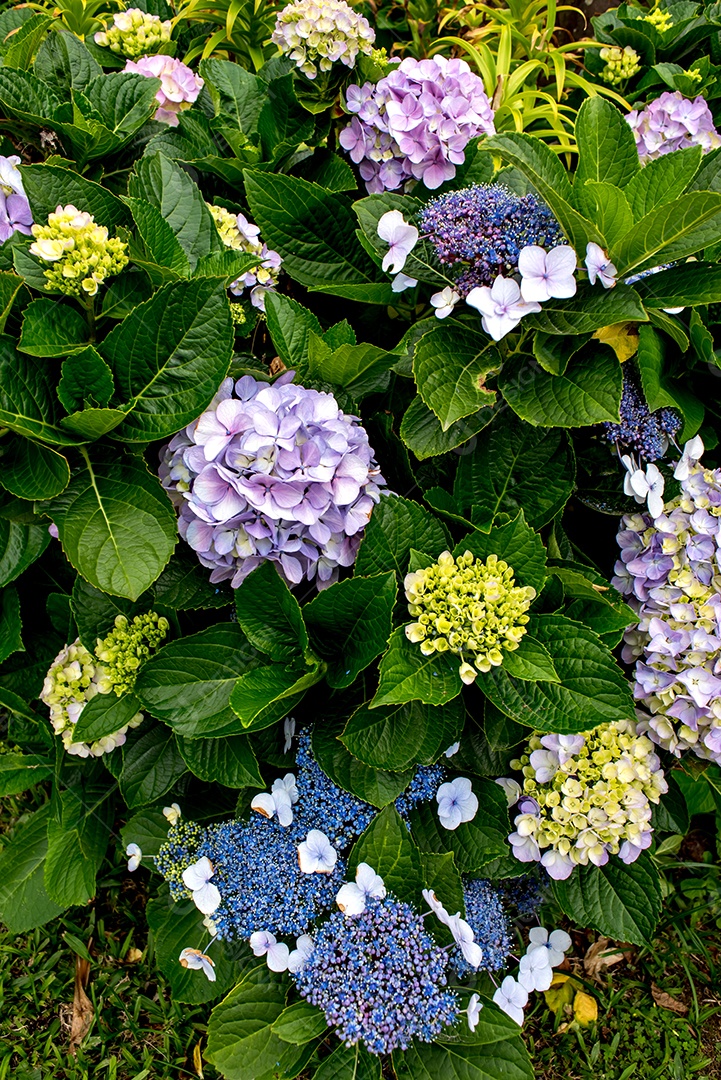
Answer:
182 856 213 892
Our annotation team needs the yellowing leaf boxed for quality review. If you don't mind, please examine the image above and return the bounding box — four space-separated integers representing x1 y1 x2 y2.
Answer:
573 990 598 1026
544 973 577 1014
593 322 639 362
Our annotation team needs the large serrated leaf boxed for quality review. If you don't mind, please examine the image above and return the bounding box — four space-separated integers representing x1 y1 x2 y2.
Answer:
234 560 308 662
413 323 498 430
0 806 63 933
553 854 662 945
499 346 622 427
312 723 412 808
574 96 639 191
410 778 509 873
372 626 462 708
341 697 465 771
355 495 450 578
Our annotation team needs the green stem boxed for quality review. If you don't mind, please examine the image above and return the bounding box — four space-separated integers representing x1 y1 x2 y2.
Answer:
84 296 96 343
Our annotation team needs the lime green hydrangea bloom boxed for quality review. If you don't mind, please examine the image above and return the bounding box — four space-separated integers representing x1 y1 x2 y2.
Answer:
643 7 673 31
29 204 128 298
404 550 535 685
40 612 167 757
599 45 641 85
94 8 172 59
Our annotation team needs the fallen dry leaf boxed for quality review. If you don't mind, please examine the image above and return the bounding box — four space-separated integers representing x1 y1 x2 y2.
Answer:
583 937 626 981
69 955 94 1054
269 356 286 376
652 984 689 1015
573 990 598 1026
193 1041 205 1078
124 947 143 964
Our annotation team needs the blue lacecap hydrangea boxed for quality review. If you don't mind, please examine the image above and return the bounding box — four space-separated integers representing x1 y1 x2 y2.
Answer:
395 763 446 821
499 873 545 918
453 878 511 977
294 732 376 848
603 373 680 461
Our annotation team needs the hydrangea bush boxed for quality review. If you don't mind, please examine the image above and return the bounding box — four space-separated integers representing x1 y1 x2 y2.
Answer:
0 1 721 1077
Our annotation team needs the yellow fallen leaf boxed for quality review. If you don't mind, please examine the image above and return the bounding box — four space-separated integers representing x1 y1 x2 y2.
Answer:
593 322 639 362
573 991 598 1026
193 1041 205 1078
544 973 577 1014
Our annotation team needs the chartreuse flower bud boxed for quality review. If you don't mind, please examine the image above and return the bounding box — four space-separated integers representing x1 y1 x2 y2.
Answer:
29 205 128 298
404 550 535 684
599 45 641 85
94 7 172 59
95 612 169 696
643 7 673 31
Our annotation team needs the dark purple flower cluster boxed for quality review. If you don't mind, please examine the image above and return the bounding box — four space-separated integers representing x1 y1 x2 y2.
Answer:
293 895 458 1054
159 373 385 590
453 878 511 977
417 184 564 297
603 375 681 461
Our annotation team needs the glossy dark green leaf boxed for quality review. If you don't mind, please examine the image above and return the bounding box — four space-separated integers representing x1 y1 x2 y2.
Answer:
341 697 465 771
71 691 142 744
355 495 450 578
177 733 263 789
553 854 662 946
0 806 63 933
410 779 509 873
234 560 308 662
372 627 463 708
0 517 50 587
119 725 187 807
347 805 424 902
18 297 88 358
305 572 396 688
1 438 70 500
44 786 113 907
312 723 412 808
413 323 498 430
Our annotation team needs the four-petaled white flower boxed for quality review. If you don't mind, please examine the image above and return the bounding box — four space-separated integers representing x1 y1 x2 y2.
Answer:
444 741 461 758
492 975 529 1026
629 462 666 519
251 774 298 828
465 276 541 341
467 992 483 1032
448 914 483 969
297 829 338 874
518 244 577 302
495 777 522 806
163 802 181 825
336 862 386 917
436 777 479 830
377 210 419 274
288 934 314 973
674 434 704 481
517 946 553 992
182 856 221 915
179 947 216 982
249 930 290 972
431 287 460 319
273 773 299 804
126 843 142 872
391 272 418 293
585 242 617 289
527 926 572 967
283 716 296 753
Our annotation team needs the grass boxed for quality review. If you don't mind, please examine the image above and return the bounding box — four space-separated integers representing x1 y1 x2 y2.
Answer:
1 792 719 1079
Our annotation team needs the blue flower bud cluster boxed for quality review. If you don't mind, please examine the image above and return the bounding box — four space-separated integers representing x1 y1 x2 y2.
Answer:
155 820 205 900
294 732 376 848
499 873 545 918
452 878 511 977
293 895 458 1054
603 375 681 462
394 763 446 821
417 184 565 298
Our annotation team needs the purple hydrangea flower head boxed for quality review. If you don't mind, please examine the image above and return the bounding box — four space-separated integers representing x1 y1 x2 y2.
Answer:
614 445 721 764
418 184 564 297
0 155 33 243
626 92 721 162
124 55 203 125
293 894 458 1054
209 205 282 312
452 878 511 977
603 374 681 461
340 56 495 193
272 0 375 79
159 373 385 590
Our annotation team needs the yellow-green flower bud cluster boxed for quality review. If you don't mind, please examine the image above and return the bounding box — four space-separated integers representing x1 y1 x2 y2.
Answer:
94 8 172 59
507 721 667 880
643 7 673 31
404 550 535 685
40 639 142 758
29 205 128 298
95 612 169 696
599 46 641 85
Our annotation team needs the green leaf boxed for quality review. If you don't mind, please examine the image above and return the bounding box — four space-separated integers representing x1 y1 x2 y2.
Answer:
0 806 63 933
70 576 146 649
128 152 223 270
43 452 177 600
393 1005 533 1080
454 411 575 529
21 163 130 229
372 626 463 708
0 271 24 334
313 1042 381 1080
483 613 635 733
244 170 387 291
614 192 721 277
348 805 423 901
308 334 395 400
3 14 54 69
574 181 634 250
624 145 702 220
502 635 559 682
135 624 265 739
499 346 622 427
453 511 547 592
207 965 308 1079
100 278 233 443
553 855 662 946
0 68 61 128
355 495 450 578
18 298 88 358
71 691 142 744
0 336 84 447
34 29 102 93
634 263 721 307
1 438 70 500
652 771 689 835
340 697 465 771
524 283 646 335
119 725 187 807
147 886 252 1004
230 661 323 731
45 786 113 907
200 58 267 138
304 572 396 688
410 779 509 873
272 1002 328 1044
60 407 126 440
234 561 308 663
0 518 50 587
312 723 412 808
153 549 232 610
400 396 494 460
125 196 192 283
413 323 498 430
177 733 263 789
57 346 114 412
264 292 323 368
533 330 589 377
421 850 465 919
574 96 640 191
0 751 52 796
120 807 169 858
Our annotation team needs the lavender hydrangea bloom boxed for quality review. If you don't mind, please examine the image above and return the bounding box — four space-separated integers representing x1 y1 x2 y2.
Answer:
626 91 721 162
272 0 375 80
159 373 385 590
0 155 32 243
418 184 565 297
340 56 495 193
603 374 681 462
124 55 203 125
614 450 721 765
